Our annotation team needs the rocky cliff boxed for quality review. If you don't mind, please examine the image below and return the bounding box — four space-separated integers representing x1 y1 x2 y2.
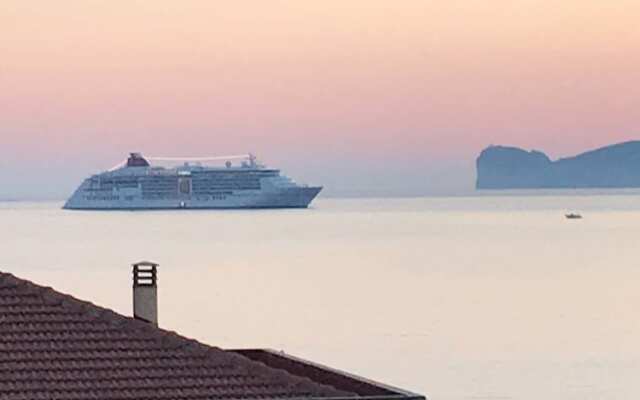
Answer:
476 141 640 189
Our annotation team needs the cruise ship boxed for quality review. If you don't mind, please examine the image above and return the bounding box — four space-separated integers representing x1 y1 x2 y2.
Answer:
64 153 322 210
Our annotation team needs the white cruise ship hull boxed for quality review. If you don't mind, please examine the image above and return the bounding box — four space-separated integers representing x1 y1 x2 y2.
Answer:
64 153 322 210
64 186 322 210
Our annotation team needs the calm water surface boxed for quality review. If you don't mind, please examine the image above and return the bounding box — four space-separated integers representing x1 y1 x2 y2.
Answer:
2 195 640 400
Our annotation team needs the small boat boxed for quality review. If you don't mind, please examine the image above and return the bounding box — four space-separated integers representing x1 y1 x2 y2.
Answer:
565 213 583 219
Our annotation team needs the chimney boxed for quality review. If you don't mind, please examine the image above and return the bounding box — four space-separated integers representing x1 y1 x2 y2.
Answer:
132 261 158 326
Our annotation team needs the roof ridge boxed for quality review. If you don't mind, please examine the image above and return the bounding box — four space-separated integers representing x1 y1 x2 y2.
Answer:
0 271 354 397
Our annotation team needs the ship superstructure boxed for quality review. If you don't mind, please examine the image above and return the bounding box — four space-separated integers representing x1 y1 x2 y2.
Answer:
64 153 322 210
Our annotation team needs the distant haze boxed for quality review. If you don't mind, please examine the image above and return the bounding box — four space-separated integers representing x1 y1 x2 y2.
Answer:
2 1 639 199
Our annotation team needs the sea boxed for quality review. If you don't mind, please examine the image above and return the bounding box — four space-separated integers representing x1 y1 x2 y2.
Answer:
2 192 640 400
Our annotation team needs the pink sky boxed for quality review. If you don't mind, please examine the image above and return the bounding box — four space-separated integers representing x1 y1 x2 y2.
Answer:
2 1 640 198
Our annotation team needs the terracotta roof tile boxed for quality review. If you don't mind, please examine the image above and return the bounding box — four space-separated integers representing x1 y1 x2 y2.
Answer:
0 271 353 400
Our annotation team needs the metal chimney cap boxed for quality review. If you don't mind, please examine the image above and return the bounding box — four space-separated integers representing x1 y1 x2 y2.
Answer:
133 261 159 267
133 262 158 288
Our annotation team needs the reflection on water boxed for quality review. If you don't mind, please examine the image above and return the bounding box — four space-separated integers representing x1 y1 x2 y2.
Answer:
2 195 640 400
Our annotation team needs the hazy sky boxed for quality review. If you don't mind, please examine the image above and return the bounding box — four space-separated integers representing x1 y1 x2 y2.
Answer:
2 1 639 199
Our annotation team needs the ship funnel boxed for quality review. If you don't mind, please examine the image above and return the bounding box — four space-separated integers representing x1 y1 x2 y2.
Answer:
132 261 158 326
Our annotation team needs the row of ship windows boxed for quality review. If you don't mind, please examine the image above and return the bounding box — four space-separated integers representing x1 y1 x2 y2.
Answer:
98 175 263 179
84 195 230 201
83 195 120 201
94 171 276 180
192 176 263 180
141 185 180 189
92 179 266 189
139 189 259 196
90 184 261 192
88 187 259 195
191 172 278 177
193 184 260 188
192 190 256 195
96 175 271 183
136 181 262 187
193 186 261 190
140 195 229 201
93 186 261 191
87 185 138 191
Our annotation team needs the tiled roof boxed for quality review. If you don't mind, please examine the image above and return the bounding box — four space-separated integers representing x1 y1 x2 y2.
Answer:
0 272 356 400
232 350 416 398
